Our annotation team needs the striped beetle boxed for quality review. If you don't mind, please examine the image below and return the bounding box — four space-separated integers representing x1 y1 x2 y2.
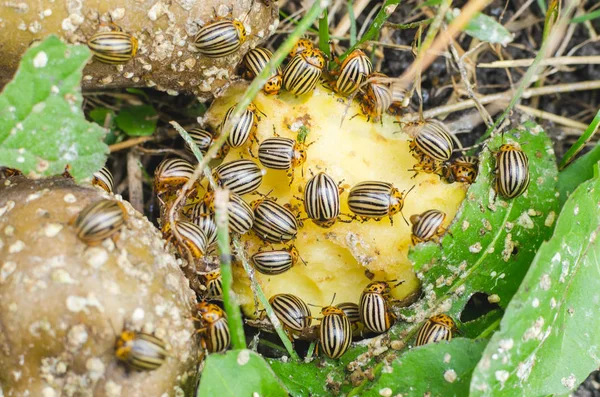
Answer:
319 305 352 359
289 37 314 58
258 136 310 184
410 209 447 245
195 301 230 354
88 28 138 65
73 199 127 245
388 83 411 115
203 191 255 235
194 17 246 58
410 119 455 163
92 166 114 193
283 49 325 96
251 198 298 243
201 270 223 300
359 281 398 334
360 72 393 123
303 172 344 228
443 156 479 184
115 330 167 371
347 181 413 225
190 202 218 247
213 159 264 196
167 220 208 259
336 302 365 338
243 47 283 95
154 158 195 195
221 103 261 151
495 143 530 199
269 293 312 341
251 245 303 275
335 49 373 96
186 127 230 159
415 314 457 346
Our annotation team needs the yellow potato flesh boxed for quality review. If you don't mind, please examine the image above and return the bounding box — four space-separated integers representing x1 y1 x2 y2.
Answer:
204 82 467 319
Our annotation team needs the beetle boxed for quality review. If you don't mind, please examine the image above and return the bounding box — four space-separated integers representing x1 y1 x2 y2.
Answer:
190 202 218 248
415 314 457 346
213 159 264 196
289 37 314 58
336 302 366 338
257 136 309 184
360 72 393 123
115 330 167 371
443 156 479 184
319 305 352 359
411 119 455 163
251 198 298 243
359 281 397 334
269 293 312 341
92 166 114 193
388 82 411 115
194 17 246 58
410 209 447 245
73 199 127 245
154 158 195 196
201 270 223 300
347 181 413 225
195 301 230 353
221 103 261 151
303 172 343 228
187 127 213 155
168 220 208 259
243 47 283 95
283 49 325 96
335 49 373 96
495 143 530 199
251 245 303 275
88 28 138 65
203 191 255 235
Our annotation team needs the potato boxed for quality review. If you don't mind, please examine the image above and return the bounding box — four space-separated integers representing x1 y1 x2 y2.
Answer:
0 176 199 396
0 0 277 97
203 82 467 320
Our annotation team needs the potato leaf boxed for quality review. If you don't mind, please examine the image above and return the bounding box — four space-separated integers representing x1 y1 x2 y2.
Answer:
198 350 289 396
115 104 157 137
359 339 487 396
470 166 600 396
0 36 108 181
447 9 514 45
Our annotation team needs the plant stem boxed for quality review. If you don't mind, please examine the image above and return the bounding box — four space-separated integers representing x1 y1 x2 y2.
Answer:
348 0 358 45
215 188 246 350
559 109 600 170
385 18 434 30
319 9 331 59
476 317 502 340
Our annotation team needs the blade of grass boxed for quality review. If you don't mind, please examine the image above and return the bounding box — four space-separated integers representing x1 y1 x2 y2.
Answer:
559 109 600 170
348 0 358 45
536 0 547 15
319 9 331 59
385 18 434 30
571 8 600 23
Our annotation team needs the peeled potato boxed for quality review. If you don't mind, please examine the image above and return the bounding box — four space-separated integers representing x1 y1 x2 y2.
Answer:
204 82 467 319
0 176 198 396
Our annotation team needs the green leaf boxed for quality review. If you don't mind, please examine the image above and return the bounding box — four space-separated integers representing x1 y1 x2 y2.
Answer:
557 143 600 206
470 164 600 396
0 35 108 181
198 350 289 397
460 309 504 339
115 104 157 137
447 9 514 45
571 9 600 23
360 339 487 396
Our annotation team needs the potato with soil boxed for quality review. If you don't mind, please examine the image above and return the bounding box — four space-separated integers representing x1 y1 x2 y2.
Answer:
203 82 468 321
0 176 198 396
0 0 277 97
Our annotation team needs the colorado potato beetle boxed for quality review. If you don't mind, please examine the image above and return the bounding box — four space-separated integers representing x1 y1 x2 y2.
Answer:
194 19 247 58
115 330 167 371
443 156 479 184
319 305 352 359
411 119 455 163
154 158 196 195
269 293 312 340
336 302 365 337
289 37 314 58
415 314 457 346
212 159 264 196
335 49 373 96
251 198 298 243
221 103 261 150
196 301 230 353
92 166 114 193
410 209 447 245
251 245 302 275
304 172 342 228
495 143 530 199
243 47 283 95
347 181 413 225
169 220 208 259
360 72 393 123
190 202 218 247
283 49 325 96
203 191 255 235
73 199 126 245
201 270 223 300
258 136 309 183
388 83 411 115
88 29 138 65
187 127 214 155
359 281 397 334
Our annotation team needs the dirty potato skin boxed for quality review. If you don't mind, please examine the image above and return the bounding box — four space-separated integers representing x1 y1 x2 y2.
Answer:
0 0 278 97
0 176 199 396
